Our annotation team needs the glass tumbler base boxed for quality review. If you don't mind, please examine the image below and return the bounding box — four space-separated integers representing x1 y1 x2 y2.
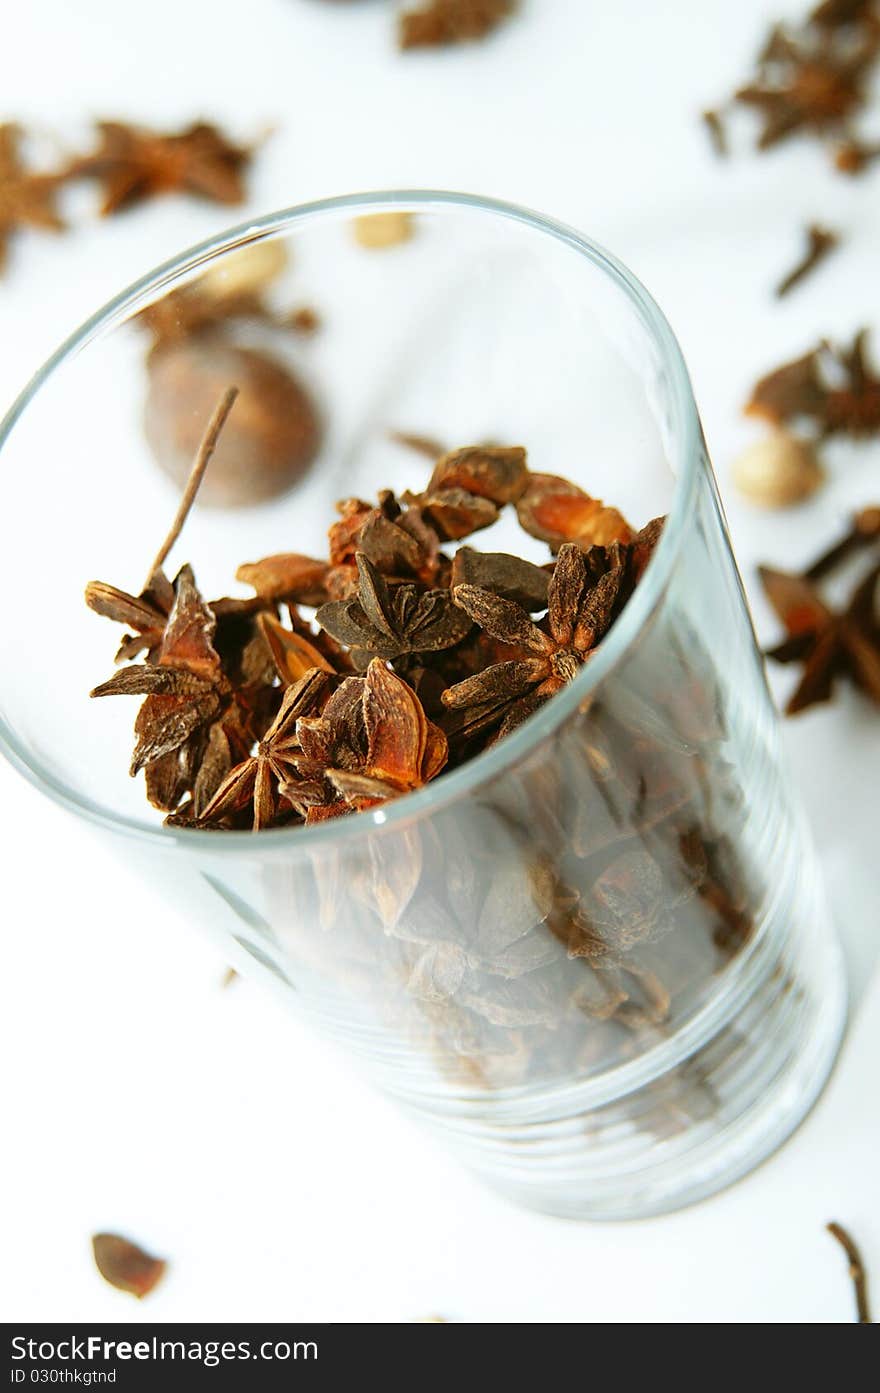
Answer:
403 925 847 1221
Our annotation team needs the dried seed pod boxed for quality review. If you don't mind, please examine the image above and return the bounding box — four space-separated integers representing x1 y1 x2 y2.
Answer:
732 431 824 507
428 445 528 504
145 339 321 507
92 1233 167 1299
451 547 550 610
417 488 499 540
236 553 330 605
352 211 415 249
516 473 634 550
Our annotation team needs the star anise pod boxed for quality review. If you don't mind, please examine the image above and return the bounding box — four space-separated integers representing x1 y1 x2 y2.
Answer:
515 473 634 551
398 0 515 49
735 21 880 150
293 660 447 815
85 568 176 663
449 546 550 610
236 553 331 607
257 610 349 685
425 445 528 504
747 330 880 439
90 563 229 766
408 487 499 542
316 552 472 664
91 566 259 817
195 668 332 830
442 541 632 731
401 445 528 542
0 123 65 275
760 560 880 713
327 491 447 585
67 120 252 215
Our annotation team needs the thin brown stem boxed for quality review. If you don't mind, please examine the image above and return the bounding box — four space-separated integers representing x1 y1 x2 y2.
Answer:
701 109 728 157
775 225 838 298
146 385 238 586
827 1221 872 1323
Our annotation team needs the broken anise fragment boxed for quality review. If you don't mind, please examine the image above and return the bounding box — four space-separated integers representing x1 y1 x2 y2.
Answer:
427 446 528 505
236 553 330 606
516 473 634 550
398 0 515 49
92 1233 167 1299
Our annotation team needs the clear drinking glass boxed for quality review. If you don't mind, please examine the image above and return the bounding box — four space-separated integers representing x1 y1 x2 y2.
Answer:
0 192 846 1218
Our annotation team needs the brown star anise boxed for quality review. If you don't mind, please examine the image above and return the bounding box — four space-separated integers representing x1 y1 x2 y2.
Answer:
328 491 446 587
442 540 632 731
0 123 64 274
90 563 230 771
195 669 332 830
401 446 528 542
67 120 251 215
316 552 472 664
294 660 448 816
735 20 880 150
760 560 880 713
85 569 176 663
398 0 514 49
747 330 880 439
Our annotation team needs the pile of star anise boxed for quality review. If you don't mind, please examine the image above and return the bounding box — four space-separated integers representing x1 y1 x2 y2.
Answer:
86 391 664 832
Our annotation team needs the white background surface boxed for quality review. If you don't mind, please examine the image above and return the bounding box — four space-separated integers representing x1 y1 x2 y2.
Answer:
1 0 878 1323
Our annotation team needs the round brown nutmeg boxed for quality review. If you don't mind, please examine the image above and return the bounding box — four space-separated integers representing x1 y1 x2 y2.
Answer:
732 431 824 508
144 337 321 508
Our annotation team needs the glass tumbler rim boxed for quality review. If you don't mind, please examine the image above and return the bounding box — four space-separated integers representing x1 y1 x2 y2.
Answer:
0 188 704 857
